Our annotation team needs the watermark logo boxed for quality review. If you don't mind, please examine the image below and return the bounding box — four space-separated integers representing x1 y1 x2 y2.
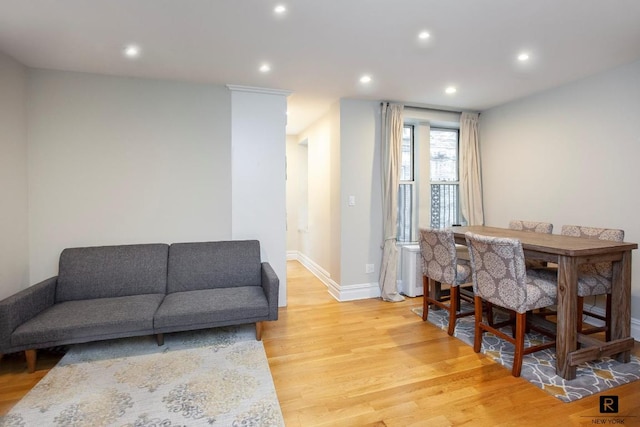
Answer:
583 396 637 424
600 396 619 414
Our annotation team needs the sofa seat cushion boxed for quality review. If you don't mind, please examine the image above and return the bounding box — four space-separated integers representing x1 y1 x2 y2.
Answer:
154 287 268 330
12 294 165 347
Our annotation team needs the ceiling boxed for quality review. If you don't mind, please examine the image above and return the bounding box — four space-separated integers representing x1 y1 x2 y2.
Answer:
1 0 640 135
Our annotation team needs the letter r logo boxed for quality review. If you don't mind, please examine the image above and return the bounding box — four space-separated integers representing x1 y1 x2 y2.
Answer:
599 395 618 413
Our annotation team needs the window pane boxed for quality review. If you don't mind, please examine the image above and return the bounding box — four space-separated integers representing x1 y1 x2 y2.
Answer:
400 126 413 181
397 183 413 242
430 129 458 182
430 183 459 228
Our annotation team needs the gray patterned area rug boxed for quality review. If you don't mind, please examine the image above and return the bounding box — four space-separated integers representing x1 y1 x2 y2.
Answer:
412 306 640 402
2 325 284 426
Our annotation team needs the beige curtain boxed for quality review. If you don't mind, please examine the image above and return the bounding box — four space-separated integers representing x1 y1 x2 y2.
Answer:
379 103 405 302
459 112 484 225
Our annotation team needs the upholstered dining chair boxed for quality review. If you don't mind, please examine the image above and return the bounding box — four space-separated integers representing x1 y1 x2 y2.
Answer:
561 225 624 341
465 232 558 377
508 220 553 234
508 220 553 269
418 228 474 336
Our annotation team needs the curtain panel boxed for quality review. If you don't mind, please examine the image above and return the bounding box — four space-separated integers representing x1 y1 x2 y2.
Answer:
379 103 405 302
459 112 484 225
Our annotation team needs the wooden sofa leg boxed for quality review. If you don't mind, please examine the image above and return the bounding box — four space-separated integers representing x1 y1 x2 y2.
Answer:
255 322 263 341
25 349 37 373
156 333 164 346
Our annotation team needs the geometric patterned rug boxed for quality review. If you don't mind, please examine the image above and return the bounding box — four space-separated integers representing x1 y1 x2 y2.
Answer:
412 306 640 402
1 325 284 426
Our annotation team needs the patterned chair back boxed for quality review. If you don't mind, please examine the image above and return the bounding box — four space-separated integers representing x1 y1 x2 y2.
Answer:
560 225 624 242
465 232 556 313
561 225 624 287
508 220 553 234
418 228 461 285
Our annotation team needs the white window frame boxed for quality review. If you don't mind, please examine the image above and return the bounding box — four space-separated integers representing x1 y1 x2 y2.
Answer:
397 124 417 243
429 127 461 228
397 117 462 242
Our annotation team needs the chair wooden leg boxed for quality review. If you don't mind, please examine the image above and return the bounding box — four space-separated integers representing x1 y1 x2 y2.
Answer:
512 312 527 377
256 321 263 341
447 286 459 336
432 280 443 302
605 294 612 342
510 311 517 338
486 302 495 327
577 294 611 341
156 333 164 346
473 296 484 353
422 275 429 321
25 349 36 373
577 296 584 334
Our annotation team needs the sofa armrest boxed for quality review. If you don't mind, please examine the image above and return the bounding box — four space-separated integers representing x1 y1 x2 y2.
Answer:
261 262 279 320
0 277 57 352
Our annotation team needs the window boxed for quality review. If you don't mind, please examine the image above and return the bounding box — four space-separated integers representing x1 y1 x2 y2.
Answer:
397 125 461 243
430 128 460 228
397 125 414 242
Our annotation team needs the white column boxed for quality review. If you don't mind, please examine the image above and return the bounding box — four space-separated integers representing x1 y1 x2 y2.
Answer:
228 85 291 307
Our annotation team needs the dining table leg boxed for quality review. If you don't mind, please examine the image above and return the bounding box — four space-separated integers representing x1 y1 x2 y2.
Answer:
611 250 632 363
556 255 578 380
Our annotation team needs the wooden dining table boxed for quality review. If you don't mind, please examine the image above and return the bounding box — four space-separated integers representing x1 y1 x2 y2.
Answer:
451 225 637 380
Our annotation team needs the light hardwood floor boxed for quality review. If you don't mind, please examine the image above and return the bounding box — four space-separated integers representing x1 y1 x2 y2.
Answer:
264 261 640 426
1 260 639 426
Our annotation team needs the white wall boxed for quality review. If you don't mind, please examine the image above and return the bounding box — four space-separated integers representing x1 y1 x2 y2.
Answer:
285 135 303 253
480 59 640 319
0 51 29 299
230 86 289 307
27 70 233 282
339 99 382 289
296 102 341 282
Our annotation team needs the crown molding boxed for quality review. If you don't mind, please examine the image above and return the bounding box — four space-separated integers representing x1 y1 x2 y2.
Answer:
226 85 292 97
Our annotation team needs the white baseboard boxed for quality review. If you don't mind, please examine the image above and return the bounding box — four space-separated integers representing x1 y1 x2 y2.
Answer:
289 251 381 302
331 282 381 302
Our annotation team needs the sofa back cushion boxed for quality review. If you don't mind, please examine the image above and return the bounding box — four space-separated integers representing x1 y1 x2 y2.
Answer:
167 240 261 293
57 244 169 302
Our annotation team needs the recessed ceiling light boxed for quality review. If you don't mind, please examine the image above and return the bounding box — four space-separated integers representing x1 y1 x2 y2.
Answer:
418 31 430 40
518 53 530 61
445 86 457 94
259 63 271 73
123 44 141 59
274 4 286 14
360 75 372 84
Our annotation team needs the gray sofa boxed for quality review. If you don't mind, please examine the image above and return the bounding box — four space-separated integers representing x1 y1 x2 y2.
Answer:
0 240 279 372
